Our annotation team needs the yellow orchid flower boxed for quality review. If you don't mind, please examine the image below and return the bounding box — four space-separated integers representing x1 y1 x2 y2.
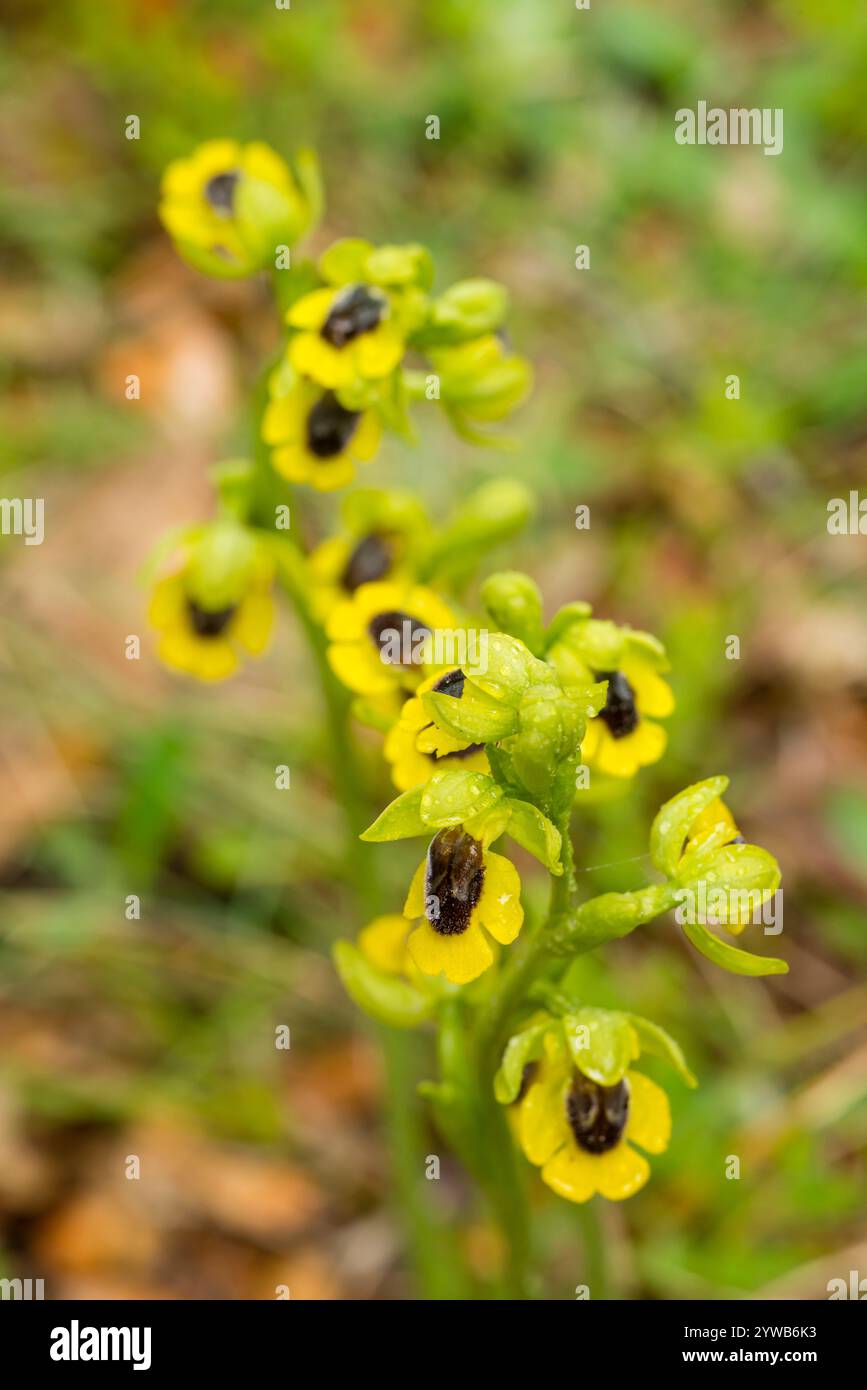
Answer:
516 1033 670 1203
326 582 456 697
262 368 381 492
403 826 524 985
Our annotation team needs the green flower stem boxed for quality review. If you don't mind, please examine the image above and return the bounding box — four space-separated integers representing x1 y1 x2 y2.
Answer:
577 1201 609 1299
476 811 576 1070
257 385 460 1299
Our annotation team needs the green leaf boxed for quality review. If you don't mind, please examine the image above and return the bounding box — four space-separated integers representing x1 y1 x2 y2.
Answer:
419 769 503 828
332 942 432 1028
360 786 427 841
506 799 562 873
650 776 730 878
627 1014 697 1088
681 919 788 976
562 1008 639 1086
493 1020 551 1104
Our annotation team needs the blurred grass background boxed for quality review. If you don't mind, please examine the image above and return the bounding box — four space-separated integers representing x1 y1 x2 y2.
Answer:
0 0 865 1299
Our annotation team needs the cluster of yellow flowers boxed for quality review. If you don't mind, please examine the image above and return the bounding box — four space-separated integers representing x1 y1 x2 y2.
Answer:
150 139 783 1213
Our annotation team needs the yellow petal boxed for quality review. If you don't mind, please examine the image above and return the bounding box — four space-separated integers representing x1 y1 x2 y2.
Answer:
518 1061 572 1166
407 918 494 984
289 333 356 389
327 640 395 696
286 288 336 329
350 408 382 462
262 391 307 446
579 718 602 761
354 324 404 378
148 574 186 630
271 443 315 483
403 859 427 918
624 1071 671 1155
631 718 667 767
591 1143 651 1201
240 141 292 186
477 851 523 944
309 537 350 584
159 628 238 682
623 658 675 719
358 915 410 975
540 1144 599 1204
384 724 433 791
591 722 666 778
233 586 274 656
306 457 357 492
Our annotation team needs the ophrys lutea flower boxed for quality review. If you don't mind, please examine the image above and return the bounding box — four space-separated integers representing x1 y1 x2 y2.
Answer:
159 140 320 279
148 523 274 681
496 1009 691 1203
547 615 673 778
403 825 523 984
326 582 456 697
262 363 382 491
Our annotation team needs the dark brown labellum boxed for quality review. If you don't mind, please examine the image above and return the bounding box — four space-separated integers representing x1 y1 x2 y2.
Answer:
433 668 466 699
187 599 236 638
306 392 362 458
368 610 431 666
204 171 240 216
424 827 485 936
566 1074 630 1154
341 533 393 592
595 669 639 739
321 285 384 347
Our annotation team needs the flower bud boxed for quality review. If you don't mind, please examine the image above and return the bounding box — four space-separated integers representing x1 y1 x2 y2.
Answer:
481 571 544 655
423 278 509 344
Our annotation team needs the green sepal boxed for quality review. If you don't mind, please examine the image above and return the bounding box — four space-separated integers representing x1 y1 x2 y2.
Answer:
505 799 562 873
361 786 427 841
470 633 556 707
367 242 434 291
235 178 304 266
493 1020 552 1105
544 601 593 649
319 237 374 284
185 521 260 609
420 769 504 829
424 685 517 744
681 920 789 976
332 942 432 1028
414 278 508 346
562 1007 639 1086
626 1014 698 1088
676 842 781 910
650 776 730 878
